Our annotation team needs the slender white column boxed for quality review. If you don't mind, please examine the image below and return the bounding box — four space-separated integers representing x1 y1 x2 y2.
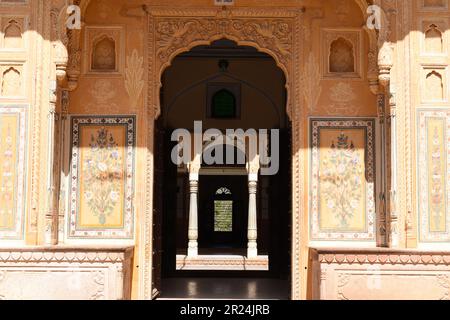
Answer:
389 88 399 248
247 173 258 258
187 172 199 257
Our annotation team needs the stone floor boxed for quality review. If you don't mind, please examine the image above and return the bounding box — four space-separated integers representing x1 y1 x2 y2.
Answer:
159 277 290 300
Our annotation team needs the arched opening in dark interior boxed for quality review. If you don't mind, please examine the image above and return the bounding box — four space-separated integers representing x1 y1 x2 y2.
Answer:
153 39 292 300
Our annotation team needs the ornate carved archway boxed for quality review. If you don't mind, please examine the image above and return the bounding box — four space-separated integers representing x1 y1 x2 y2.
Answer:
148 7 298 118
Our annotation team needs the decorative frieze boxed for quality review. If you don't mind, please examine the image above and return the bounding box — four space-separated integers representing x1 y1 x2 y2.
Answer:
316 249 450 265
176 254 268 271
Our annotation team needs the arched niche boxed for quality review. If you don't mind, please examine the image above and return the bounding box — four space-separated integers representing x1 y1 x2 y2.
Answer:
425 24 443 53
1 67 21 97
4 20 22 48
425 70 444 101
91 35 116 71
329 37 355 73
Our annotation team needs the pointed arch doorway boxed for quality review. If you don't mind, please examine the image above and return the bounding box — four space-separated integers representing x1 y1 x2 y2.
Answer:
152 39 292 299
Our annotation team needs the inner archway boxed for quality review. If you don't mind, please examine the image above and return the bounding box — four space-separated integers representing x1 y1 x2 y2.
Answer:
153 39 292 299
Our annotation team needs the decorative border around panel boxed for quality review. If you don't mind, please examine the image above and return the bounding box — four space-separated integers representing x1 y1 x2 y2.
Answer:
310 118 376 241
69 116 135 239
418 109 450 243
0 104 26 240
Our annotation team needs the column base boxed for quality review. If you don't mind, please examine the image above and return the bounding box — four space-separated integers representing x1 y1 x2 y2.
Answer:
188 242 198 257
247 247 258 259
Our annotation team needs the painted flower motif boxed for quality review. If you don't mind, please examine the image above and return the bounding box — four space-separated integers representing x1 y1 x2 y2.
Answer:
337 164 346 174
320 132 363 229
82 127 123 225
97 162 108 172
110 191 119 201
327 200 335 209
84 191 93 201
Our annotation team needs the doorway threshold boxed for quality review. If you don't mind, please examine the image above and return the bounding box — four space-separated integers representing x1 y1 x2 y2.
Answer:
176 254 269 271
159 277 289 300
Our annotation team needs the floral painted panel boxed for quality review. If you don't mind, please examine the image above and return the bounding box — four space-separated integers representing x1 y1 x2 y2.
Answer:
418 109 450 242
69 116 135 239
310 119 376 241
0 106 26 240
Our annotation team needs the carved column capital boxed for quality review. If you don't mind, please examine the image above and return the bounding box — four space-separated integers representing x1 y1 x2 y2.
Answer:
378 43 394 88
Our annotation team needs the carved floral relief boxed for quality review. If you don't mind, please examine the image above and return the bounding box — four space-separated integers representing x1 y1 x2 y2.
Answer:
84 79 119 113
327 82 357 115
125 50 144 110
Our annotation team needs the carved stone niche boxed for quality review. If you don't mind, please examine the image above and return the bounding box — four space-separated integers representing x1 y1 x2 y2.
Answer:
421 20 448 56
84 26 124 75
322 28 362 79
0 64 23 97
1 17 25 49
421 65 448 104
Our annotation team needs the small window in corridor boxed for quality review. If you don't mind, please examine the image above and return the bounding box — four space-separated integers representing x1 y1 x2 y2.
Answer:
214 187 233 232
207 83 241 119
211 89 236 118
